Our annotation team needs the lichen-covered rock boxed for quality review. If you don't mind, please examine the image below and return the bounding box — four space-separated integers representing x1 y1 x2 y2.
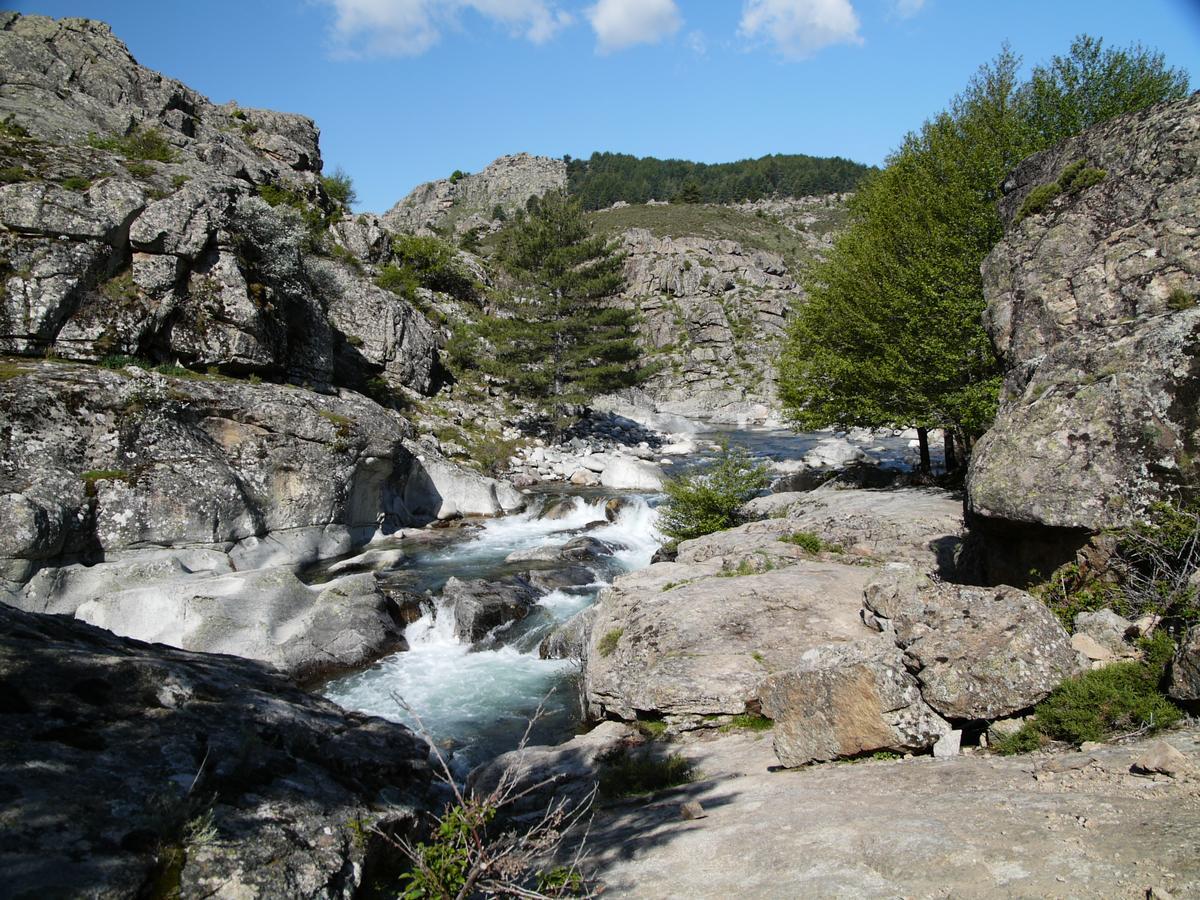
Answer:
689 487 965 574
584 556 875 722
968 94 1200 533
864 564 1080 719
760 640 950 766
1169 626 1200 704
0 12 438 391
382 153 567 236
0 603 431 899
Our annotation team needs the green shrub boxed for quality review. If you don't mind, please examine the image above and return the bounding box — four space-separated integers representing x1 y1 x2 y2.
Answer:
0 114 31 140
81 469 132 497
1015 158 1106 224
320 166 357 210
1167 288 1197 311
0 166 31 184
990 723 1047 755
449 169 466 184
399 800 495 899
123 160 154 179
658 442 769 541
385 234 474 302
171 174 190 189
89 126 178 162
597 628 623 657
318 409 354 438
780 530 828 553
256 182 327 247
996 633 1181 752
1033 499 1200 629
60 175 91 192
598 750 694 798
98 354 143 370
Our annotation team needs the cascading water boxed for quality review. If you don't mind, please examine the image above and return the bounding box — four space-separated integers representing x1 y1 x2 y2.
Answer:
322 493 662 772
321 423 930 773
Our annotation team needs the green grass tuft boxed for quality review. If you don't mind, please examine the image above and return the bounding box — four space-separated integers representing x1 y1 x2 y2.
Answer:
597 628 623 657
598 751 695 798
720 714 774 733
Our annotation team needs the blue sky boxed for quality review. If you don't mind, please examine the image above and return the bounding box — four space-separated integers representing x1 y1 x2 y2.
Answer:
12 0 1200 212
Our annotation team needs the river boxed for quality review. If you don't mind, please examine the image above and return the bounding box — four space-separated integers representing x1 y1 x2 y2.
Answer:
319 424 929 773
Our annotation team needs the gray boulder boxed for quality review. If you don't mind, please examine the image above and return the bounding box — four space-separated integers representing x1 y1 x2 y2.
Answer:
584 557 876 722
441 575 541 644
969 94 1200 534
760 640 950 766
74 569 406 682
539 606 596 660
864 564 1080 719
1169 626 1200 704
0 603 431 899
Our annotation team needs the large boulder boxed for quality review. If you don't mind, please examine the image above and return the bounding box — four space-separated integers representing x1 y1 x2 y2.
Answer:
441 575 541 644
968 94 1200 536
695 487 965 574
584 557 876 722
599 455 664 491
403 445 526 520
73 569 406 682
760 640 950 766
864 564 1080 719
0 604 431 899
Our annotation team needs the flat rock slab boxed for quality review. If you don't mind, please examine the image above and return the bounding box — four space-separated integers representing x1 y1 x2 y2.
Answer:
585 559 876 721
585 728 1200 898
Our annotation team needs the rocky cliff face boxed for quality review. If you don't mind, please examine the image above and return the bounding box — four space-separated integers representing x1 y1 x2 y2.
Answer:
0 13 438 394
0 13 526 676
0 604 431 899
599 197 845 423
968 94 1200 538
382 152 567 236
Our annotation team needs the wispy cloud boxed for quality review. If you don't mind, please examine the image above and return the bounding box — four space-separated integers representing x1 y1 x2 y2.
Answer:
892 0 925 18
322 0 572 57
739 0 863 60
587 0 683 54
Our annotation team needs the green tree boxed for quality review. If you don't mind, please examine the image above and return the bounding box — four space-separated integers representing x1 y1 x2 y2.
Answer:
780 37 1188 474
320 166 357 210
468 190 642 419
658 443 770 541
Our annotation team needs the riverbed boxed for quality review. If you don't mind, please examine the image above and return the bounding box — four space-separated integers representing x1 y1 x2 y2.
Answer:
320 424 929 773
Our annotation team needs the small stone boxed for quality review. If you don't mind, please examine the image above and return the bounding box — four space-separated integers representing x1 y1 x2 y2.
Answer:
1132 741 1190 778
1147 887 1174 900
1080 741 1105 753
933 730 962 759
680 800 706 820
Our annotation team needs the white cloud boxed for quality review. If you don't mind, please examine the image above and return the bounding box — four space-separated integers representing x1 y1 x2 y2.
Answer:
685 30 708 57
587 0 683 54
739 0 862 60
893 0 925 18
323 0 572 57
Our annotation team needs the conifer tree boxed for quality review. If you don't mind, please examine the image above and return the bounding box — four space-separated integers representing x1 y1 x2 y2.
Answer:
470 190 642 420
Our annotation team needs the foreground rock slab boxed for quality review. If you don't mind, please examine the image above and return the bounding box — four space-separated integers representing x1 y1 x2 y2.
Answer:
0 605 431 899
583 728 1200 898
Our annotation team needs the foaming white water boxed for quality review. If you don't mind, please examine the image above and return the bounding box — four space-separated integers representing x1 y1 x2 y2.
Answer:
323 492 661 768
588 497 662 570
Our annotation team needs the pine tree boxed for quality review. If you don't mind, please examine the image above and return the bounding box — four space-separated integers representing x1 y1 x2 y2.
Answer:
471 190 642 421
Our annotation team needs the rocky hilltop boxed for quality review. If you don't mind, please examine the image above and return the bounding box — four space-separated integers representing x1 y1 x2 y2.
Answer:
382 152 567 236
0 13 525 679
968 92 1200 571
602 197 845 422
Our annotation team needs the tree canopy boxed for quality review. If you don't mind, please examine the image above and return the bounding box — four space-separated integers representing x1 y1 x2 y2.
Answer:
779 36 1189 458
565 151 873 210
461 190 643 415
